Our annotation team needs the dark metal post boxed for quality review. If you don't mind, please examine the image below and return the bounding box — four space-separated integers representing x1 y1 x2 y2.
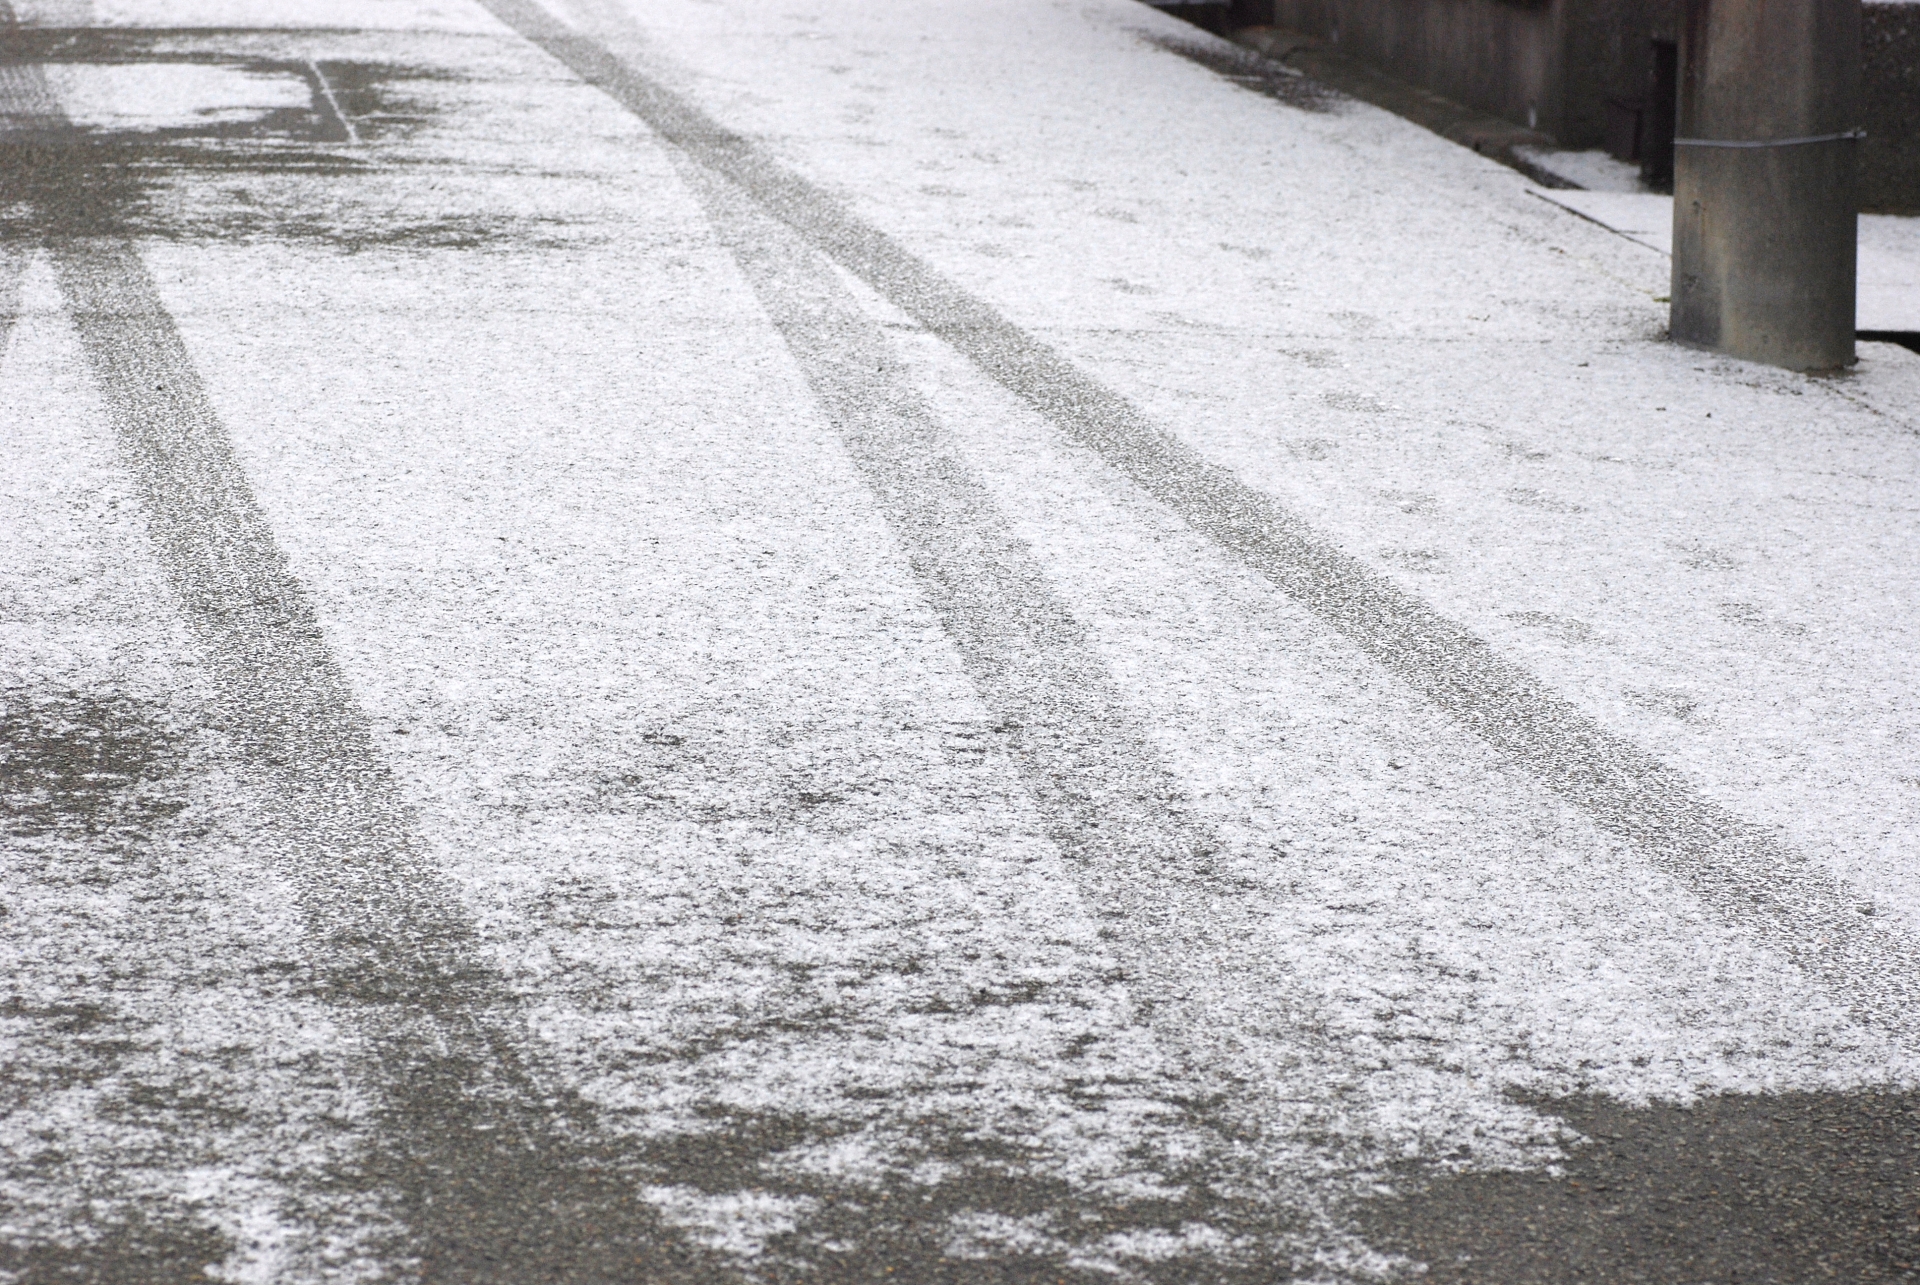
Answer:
1670 0 1861 369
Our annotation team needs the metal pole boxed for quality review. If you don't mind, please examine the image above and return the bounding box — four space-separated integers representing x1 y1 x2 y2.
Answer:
1670 0 1860 370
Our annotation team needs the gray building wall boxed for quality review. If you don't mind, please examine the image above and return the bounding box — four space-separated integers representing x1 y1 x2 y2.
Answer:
1265 0 1678 147
1862 3 1920 213
1258 0 1914 211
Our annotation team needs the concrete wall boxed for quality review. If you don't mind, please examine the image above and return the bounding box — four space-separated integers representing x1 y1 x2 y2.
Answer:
1260 0 1912 212
1263 0 1679 147
1862 3 1920 213
1557 0 1679 146
1268 0 1567 137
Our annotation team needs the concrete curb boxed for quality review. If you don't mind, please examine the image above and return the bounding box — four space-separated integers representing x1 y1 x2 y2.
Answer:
1230 24 1581 189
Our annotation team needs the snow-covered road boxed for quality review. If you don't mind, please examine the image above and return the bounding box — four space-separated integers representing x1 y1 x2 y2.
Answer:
4 1 1918 1281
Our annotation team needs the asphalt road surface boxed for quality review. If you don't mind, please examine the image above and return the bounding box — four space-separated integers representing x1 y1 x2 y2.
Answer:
3 1 1919 1282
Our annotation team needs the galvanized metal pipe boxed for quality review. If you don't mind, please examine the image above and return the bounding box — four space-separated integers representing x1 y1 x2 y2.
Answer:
1671 0 1860 369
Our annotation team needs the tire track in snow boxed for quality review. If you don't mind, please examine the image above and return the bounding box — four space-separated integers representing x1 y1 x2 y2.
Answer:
459 4 1458 1276
0 238 23 353
666 151 1377 1276
476 0 1920 1040
0 14 724 1281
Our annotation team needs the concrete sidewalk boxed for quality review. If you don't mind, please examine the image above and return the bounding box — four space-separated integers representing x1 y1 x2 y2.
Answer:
3 1 1918 1281
1528 187 1920 334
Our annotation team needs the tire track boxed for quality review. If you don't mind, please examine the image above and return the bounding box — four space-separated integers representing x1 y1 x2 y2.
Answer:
666 153 1372 1276
1 11 725 1281
477 0 1920 1040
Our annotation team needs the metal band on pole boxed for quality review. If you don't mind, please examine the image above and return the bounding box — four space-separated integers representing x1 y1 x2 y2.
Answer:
1669 0 1859 370
1673 129 1865 148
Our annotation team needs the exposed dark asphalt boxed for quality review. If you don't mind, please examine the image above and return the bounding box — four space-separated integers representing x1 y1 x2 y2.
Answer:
1366 1091 1920 1284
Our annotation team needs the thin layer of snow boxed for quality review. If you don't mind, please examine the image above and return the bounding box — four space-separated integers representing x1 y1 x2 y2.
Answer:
1516 146 1647 193
41 64 311 132
1529 188 1673 253
0 255 391 1284
6 0 1919 1279
1530 187 1920 330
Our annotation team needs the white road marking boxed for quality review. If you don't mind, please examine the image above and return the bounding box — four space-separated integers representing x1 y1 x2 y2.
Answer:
306 59 359 144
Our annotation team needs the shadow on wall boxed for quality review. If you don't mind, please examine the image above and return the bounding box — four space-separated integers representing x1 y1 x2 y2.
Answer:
1154 0 1920 214
1862 3 1920 214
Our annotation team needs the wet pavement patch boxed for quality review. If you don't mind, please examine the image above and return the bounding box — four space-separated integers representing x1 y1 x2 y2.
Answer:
0 1212 233 1285
605 1101 1308 1283
1358 1090 1920 1283
0 27 575 252
0 688 185 840
347 1064 726 1285
0 27 433 138
0 687 194 1099
0 692 234 1285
